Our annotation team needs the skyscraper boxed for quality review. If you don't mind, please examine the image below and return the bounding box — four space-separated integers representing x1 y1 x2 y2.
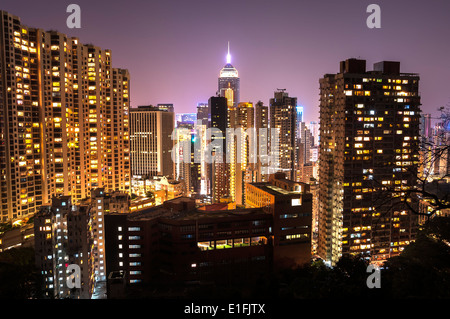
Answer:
34 195 94 299
196 102 211 197
269 90 298 180
234 102 255 206
317 58 421 266
0 10 130 222
255 101 270 182
209 96 229 202
218 42 240 108
130 105 175 179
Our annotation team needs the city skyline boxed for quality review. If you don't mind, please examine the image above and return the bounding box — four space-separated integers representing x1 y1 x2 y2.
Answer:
2 0 450 124
1 1 449 303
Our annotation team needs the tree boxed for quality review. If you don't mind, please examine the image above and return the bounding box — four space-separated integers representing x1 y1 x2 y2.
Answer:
0 247 44 299
382 216 450 298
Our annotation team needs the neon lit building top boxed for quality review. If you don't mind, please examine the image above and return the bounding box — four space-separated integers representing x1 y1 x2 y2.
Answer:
219 42 239 78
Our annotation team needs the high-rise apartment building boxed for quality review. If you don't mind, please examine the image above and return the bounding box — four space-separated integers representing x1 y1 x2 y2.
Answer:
79 188 129 282
34 195 94 299
269 90 298 180
130 105 175 179
317 59 421 266
0 10 130 222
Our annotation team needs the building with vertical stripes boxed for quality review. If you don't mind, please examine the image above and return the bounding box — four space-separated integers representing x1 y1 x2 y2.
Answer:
0 10 130 222
129 105 175 179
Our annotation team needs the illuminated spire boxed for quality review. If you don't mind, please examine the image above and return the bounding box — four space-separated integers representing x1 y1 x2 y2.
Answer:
220 41 238 78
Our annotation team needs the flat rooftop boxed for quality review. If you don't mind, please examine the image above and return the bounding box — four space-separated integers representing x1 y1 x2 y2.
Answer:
249 182 303 196
125 200 266 223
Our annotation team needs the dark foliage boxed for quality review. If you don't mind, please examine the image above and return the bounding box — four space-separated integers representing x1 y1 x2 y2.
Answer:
0 247 43 299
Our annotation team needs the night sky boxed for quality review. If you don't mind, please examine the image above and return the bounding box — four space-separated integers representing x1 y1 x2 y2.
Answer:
2 0 450 124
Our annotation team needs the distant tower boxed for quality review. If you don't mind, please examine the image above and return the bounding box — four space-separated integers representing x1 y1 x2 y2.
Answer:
218 42 240 109
269 90 298 180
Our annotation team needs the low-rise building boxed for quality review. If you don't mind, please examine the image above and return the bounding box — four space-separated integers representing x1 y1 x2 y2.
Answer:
245 172 313 268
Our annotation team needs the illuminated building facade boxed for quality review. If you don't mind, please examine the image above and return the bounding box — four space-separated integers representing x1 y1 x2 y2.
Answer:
245 172 313 267
218 42 240 109
0 10 130 222
209 96 229 202
234 102 255 206
130 105 175 179
34 196 94 299
216 44 240 203
255 101 270 182
79 188 129 281
269 90 298 180
173 121 200 196
196 102 211 197
317 59 421 266
104 197 272 287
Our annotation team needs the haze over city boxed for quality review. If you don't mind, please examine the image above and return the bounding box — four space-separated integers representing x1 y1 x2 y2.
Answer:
2 0 450 124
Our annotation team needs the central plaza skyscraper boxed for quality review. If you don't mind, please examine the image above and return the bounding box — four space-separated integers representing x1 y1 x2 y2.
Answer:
218 42 240 109
208 43 242 203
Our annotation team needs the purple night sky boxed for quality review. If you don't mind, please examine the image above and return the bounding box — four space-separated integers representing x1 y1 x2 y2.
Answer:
2 0 450 124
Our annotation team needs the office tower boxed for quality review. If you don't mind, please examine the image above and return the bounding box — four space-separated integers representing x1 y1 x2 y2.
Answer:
208 96 230 202
196 102 210 125
299 122 312 165
34 196 94 299
420 113 432 142
419 113 434 177
0 10 130 222
269 90 298 180
173 122 200 195
196 102 211 197
234 102 255 206
175 113 196 126
432 120 450 178
218 42 240 108
317 59 421 266
255 101 270 182
216 43 240 203
296 106 304 124
156 103 174 112
309 121 320 147
295 122 313 182
173 122 192 181
130 105 175 179
246 172 313 267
